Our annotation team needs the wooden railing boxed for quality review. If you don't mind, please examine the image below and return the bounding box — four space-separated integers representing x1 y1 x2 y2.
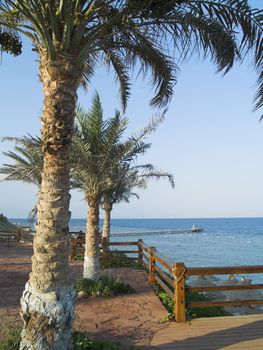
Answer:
4 231 263 322
0 229 34 245
137 240 263 322
69 236 143 264
69 237 263 322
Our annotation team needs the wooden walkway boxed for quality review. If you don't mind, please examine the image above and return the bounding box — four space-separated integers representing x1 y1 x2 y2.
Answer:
151 314 263 349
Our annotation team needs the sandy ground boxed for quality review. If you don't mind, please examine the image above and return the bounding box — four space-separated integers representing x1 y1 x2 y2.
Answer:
0 243 167 349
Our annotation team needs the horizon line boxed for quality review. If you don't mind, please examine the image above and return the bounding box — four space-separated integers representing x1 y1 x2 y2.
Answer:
10 216 263 220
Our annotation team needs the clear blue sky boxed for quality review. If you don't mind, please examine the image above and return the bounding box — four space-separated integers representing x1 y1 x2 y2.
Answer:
1 2 263 219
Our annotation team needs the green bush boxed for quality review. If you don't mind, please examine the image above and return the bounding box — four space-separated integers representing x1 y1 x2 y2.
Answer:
0 327 21 350
157 289 232 320
75 274 135 297
186 291 232 318
0 329 135 350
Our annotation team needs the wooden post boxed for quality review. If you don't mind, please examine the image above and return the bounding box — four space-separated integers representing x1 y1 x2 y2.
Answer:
69 239 75 262
173 262 186 322
137 239 143 267
148 247 156 285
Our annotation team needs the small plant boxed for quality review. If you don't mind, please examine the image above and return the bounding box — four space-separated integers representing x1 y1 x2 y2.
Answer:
157 289 232 320
75 274 135 297
72 332 121 349
0 327 21 350
186 291 232 318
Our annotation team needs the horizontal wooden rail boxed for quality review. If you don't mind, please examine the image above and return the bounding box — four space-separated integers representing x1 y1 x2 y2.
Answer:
108 241 139 246
110 250 138 254
188 299 263 308
104 256 138 261
186 265 263 276
142 252 149 262
154 254 173 273
155 275 174 299
188 284 263 293
155 265 174 289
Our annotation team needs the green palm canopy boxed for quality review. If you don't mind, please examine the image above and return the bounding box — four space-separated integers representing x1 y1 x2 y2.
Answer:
0 0 262 111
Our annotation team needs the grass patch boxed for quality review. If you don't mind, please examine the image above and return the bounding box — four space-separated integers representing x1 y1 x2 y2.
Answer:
75 274 135 297
157 289 232 321
0 327 21 350
0 329 138 350
73 332 121 349
101 251 139 269
74 250 140 269
74 250 138 269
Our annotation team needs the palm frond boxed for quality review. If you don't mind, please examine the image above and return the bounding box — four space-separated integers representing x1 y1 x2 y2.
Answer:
0 134 43 186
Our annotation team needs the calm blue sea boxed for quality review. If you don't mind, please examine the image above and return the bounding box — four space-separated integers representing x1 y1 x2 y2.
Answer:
11 217 263 281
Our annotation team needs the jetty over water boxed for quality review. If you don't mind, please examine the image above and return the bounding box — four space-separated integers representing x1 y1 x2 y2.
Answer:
111 228 199 237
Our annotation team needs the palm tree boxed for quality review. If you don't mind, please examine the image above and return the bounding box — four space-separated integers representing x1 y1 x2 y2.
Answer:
71 93 141 280
0 1 262 348
101 162 175 244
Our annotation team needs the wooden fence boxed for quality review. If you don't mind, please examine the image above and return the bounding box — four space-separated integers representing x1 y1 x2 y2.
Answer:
69 237 263 322
69 236 142 263
0 230 34 246
68 240 263 322
3 231 263 322
138 241 263 322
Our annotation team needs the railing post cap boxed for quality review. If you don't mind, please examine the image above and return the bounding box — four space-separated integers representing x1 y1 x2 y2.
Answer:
173 262 185 268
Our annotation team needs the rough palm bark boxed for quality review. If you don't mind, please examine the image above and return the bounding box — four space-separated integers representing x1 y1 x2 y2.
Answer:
83 195 100 281
20 53 80 350
102 201 112 243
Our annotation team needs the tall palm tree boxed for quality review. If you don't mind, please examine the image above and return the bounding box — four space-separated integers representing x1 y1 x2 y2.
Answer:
71 93 145 280
101 162 175 243
0 1 262 348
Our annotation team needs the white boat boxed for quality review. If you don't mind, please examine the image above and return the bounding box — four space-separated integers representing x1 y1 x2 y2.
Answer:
191 225 203 232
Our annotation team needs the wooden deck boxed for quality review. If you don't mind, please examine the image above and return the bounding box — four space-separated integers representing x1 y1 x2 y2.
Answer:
151 314 263 349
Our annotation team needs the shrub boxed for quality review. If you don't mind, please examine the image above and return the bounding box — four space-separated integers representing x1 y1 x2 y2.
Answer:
75 274 135 297
157 289 232 320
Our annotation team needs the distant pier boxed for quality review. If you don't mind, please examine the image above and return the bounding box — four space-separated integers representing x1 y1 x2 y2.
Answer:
111 228 201 237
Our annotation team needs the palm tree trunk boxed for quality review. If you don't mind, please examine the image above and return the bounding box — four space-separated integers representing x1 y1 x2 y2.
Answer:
20 53 80 350
83 195 100 280
102 202 112 242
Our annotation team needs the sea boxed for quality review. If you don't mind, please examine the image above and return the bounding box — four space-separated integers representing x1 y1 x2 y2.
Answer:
11 217 263 282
